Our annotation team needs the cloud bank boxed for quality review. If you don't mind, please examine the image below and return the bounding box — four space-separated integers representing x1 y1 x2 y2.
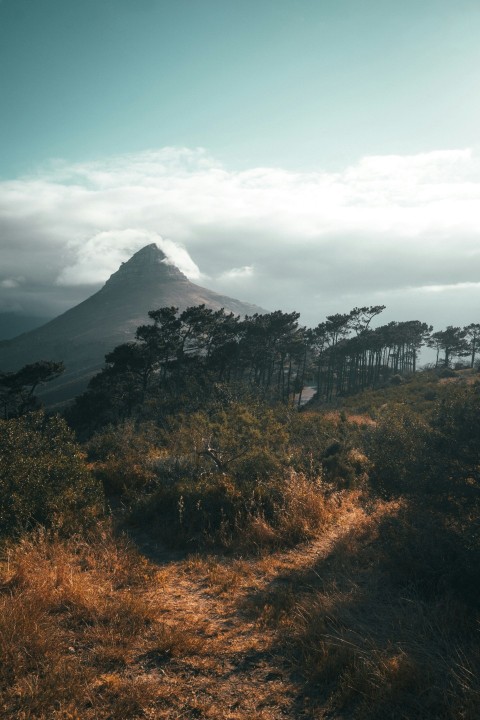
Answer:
1 146 479 328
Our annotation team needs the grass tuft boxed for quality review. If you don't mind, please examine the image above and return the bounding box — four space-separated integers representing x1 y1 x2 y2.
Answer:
0 529 202 719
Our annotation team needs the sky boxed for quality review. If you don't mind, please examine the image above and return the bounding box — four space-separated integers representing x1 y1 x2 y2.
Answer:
1 0 480 332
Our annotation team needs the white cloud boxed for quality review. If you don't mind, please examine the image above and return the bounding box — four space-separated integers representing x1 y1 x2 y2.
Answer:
220 266 254 280
0 276 25 289
1 146 480 327
418 281 480 293
56 229 201 286
157 237 201 280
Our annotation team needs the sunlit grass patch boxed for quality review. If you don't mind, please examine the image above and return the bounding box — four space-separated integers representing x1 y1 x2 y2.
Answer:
0 530 204 719
246 498 480 720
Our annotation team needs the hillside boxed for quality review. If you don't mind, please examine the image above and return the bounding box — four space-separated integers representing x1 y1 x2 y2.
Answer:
0 244 264 405
1 369 479 719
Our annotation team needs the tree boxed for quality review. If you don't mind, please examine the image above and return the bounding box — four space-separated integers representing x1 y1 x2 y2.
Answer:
428 326 469 368
0 360 64 418
239 311 304 400
464 323 480 368
348 305 386 335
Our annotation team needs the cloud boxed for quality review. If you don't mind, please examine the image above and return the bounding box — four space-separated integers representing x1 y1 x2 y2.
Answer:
56 229 201 286
220 266 254 280
0 276 25 289
419 281 480 293
1 146 480 328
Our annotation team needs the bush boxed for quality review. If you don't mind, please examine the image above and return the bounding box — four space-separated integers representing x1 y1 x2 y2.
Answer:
367 405 432 496
377 505 479 603
0 412 103 539
161 402 291 476
390 374 404 386
87 421 160 497
432 383 480 480
437 367 456 378
129 469 338 551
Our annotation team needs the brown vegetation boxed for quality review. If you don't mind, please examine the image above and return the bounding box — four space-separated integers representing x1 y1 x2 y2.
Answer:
0 529 208 719
0 491 363 719
1 362 479 718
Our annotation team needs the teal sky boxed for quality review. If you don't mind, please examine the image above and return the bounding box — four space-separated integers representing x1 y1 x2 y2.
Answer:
1 0 480 335
2 0 480 177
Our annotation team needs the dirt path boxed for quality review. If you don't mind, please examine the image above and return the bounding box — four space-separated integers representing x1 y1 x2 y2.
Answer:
147 559 305 718
138 503 371 719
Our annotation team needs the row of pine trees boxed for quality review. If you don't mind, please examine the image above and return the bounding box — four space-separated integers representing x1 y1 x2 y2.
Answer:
68 305 479 429
2 304 478 426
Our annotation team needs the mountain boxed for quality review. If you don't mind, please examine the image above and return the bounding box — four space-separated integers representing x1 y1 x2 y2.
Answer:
0 244 265 406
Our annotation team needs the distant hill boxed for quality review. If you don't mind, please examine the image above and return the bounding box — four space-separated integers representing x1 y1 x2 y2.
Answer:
0 313 52 340
0 244 265 406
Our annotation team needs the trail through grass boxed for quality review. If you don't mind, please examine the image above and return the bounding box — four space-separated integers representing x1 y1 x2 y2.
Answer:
2 492 478 719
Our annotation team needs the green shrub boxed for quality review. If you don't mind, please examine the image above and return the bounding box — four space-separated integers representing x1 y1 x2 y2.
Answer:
378 505 479 603
367 405 432 496
129 469 336 550
87 420 159 497
0 412 103 539
432 383 480 480
162 402 291 475
390 373 404 385
437 367 456 378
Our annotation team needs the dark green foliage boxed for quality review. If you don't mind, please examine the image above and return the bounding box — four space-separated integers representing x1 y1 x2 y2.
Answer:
0 412 103 539
131 472 246 547
0 360 64 418
337 368 456 420
433 382 480 480
366 383 480 606
98 400 365 549
379 505 479 604
86 420 160 497
161 401 291 476
437 366 456 378
309 312 432 400
368 381 480 498
65 301 480 438
129 468 332 550
464 322 480 367
428 325 470 367
367 405 432 495
67 306 315 435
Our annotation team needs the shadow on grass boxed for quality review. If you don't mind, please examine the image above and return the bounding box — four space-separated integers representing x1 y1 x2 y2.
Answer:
240 501 480 720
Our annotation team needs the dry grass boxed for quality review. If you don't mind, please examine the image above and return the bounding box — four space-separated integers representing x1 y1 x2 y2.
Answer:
184 554 255 597
0 530 204 719
131 468 349 552
244 499 480 720
320 410 376 427
1 487 477 719
288 587 480 719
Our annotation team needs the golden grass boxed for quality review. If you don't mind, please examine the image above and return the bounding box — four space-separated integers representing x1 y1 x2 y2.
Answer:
244 499 480 720
1 487 477 719
184 554 255 596
0 530 205 719
320 410 376 426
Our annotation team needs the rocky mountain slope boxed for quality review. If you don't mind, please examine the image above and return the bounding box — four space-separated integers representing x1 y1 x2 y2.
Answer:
0 244 264 405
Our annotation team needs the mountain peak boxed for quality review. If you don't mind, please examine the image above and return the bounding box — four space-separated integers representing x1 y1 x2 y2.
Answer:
0 243 265 406
128 243 167 263
104 243 188 288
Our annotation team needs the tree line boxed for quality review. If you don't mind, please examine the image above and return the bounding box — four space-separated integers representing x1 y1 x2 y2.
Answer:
62 304 479 432
1 305 478 426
